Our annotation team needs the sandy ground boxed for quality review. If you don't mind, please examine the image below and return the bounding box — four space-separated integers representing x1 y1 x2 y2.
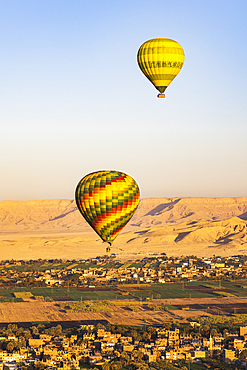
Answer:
0 297 244 326
0 225 247 261
0 300 202 326
0 232 104 261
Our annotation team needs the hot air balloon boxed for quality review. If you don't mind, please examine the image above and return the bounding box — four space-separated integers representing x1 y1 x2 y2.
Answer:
75 170 140 253
137 38 185 98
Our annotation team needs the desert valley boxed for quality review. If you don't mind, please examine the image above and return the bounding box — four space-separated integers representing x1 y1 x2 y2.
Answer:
1 197 247 261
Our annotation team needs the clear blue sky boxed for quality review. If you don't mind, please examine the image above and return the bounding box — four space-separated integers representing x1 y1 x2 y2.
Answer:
1 0 247 200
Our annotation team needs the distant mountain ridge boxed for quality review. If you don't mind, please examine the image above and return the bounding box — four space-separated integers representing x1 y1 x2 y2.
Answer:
1 197 247 234
0 198 247 259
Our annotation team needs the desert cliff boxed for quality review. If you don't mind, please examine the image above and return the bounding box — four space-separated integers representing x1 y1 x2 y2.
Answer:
0 197 247 260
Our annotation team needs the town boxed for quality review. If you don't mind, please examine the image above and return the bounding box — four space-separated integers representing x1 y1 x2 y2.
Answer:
0 254 247 289
1 319 247 369
1 255 247 369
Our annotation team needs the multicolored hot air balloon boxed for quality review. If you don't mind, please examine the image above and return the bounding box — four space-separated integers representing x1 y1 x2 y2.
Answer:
137 38 185 98
75 170 140 252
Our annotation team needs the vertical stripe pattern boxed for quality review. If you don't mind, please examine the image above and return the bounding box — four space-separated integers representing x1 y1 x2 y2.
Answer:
75 170 140 245
137 38 185 94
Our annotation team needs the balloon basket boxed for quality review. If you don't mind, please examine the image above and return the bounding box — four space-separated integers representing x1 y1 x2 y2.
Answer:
157 93 165 98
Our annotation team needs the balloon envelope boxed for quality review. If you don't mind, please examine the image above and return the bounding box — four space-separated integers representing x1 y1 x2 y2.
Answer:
137 38 185 96
75 170 140 245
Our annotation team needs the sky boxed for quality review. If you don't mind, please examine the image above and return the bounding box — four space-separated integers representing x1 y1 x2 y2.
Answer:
1 0 247 200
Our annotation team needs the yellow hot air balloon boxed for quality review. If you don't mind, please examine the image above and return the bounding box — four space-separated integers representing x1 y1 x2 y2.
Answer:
75 170 140 253
137 38 185 98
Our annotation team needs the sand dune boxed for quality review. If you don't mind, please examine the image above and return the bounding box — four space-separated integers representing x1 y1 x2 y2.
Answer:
0 197 247 260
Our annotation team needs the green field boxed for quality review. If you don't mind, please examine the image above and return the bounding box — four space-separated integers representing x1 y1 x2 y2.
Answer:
0 279 247 303
126 283 216 300
0 287 129 302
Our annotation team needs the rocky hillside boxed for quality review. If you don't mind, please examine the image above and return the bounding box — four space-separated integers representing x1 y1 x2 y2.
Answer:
1 198 247 259
1 197 247 234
